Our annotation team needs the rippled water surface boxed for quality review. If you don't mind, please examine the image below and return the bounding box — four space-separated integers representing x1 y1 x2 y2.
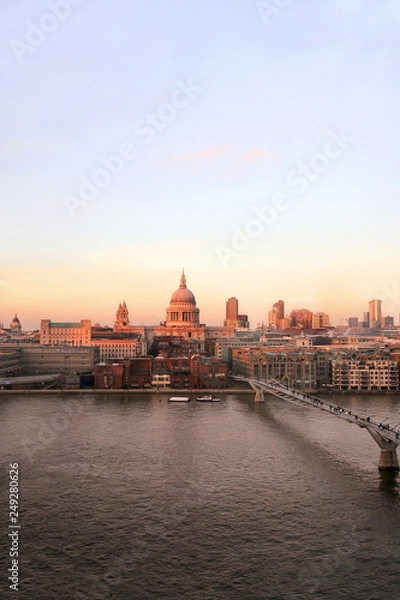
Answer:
1 392 400 599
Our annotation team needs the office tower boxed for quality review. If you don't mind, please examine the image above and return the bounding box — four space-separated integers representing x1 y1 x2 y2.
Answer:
225 297 239 326
383 316 394 327
224 297 249 328
311 312 330 328
368 299 382 329
290 309 313 329
268 300 285 327
362 312 369 327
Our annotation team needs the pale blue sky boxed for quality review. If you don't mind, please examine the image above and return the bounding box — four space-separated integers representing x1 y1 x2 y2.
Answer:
1 0 400 328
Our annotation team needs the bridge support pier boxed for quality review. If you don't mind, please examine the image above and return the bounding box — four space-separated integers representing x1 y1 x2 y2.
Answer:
379 450 399 471
254 390 265 402
246 380 265 402
365 424 400 471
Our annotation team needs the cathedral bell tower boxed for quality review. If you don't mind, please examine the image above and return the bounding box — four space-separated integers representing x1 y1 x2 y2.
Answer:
114 300 130 332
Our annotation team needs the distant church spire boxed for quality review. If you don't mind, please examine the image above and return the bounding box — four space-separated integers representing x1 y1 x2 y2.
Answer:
114 300 130 331
180 268 186 289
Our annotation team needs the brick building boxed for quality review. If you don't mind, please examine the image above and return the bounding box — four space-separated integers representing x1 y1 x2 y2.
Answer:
94 355 227 390
94 362 124 390
331 356 398 390
234 348 318 390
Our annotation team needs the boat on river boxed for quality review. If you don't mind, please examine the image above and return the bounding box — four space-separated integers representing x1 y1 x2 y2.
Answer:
196 395 220 402
168 396 190 402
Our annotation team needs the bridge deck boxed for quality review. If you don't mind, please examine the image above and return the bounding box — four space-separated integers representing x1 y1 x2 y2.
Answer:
0 374 61 385
236 377 400 445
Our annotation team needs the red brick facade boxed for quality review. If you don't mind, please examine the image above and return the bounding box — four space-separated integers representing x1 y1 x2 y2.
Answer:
94 355 227 390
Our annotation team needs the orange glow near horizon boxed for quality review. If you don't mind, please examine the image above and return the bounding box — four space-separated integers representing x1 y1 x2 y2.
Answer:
0 265 393 331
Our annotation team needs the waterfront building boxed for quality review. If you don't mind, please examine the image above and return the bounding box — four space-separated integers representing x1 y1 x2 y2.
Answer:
168 357 192 388
332 355 398 391
94 354 227 390
237 349 318 390
152 354 170 389
0 347 22 378
94 362 125 390
315 351 332 387
126 356 153 388
152 372 171 389
0 343 98 377
190 354 228 389
22 345 99 377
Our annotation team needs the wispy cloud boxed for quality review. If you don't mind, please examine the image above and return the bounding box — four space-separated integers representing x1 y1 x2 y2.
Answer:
218 147 279 178
238 148 275 162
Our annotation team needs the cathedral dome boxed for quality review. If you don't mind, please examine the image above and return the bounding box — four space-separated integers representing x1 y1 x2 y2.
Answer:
10 313 22 333
166 270 200 326
170 271 196 304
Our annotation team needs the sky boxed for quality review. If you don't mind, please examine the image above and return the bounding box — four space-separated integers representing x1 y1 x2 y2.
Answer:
1 0 400 329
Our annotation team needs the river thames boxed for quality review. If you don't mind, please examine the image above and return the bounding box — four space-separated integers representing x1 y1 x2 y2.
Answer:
1 391 400 599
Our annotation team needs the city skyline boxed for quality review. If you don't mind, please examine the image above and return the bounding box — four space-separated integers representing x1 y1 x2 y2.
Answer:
1 1 400 329
0 268 397 331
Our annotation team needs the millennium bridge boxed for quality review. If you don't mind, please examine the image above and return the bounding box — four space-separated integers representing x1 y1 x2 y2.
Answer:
235 377 400 471
0 374 61 390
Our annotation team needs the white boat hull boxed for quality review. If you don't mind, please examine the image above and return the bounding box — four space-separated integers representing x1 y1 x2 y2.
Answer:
168 397 190 402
